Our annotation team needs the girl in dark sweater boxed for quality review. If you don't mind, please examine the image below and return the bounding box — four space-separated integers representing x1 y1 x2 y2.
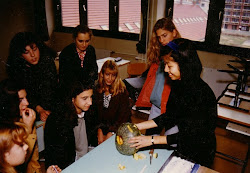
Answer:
59 25 98 94
45 81 98 169
129 38 217 167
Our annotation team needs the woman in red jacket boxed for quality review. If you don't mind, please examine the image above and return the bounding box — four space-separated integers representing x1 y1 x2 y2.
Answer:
135 18 181 137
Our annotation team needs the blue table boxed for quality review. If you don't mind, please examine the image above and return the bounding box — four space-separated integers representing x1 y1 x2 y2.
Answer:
62 135 173 173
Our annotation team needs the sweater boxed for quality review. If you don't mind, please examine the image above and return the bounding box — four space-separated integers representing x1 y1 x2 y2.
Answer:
95 90 131 134
59 43 98 91
7 55 58 111
154 78 217 167
44 104 98 169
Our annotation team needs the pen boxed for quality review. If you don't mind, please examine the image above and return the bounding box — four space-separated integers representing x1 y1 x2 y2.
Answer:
52 165 59 173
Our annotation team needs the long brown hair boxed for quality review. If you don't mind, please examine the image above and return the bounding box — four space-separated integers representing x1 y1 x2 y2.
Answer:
97 60 126 96
0 122 28 173
147 18 181 65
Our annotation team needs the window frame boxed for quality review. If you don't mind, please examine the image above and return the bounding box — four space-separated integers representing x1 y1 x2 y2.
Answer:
54 0 148 41
165 0 249 58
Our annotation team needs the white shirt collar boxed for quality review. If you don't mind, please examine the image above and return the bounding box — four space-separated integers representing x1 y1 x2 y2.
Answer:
77 112 85 118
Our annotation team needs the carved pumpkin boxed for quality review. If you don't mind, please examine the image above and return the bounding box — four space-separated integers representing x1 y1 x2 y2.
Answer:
115 122 141 155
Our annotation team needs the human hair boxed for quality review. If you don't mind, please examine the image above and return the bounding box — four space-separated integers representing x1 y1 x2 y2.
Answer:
6 32 56 77
147 18 181 65
72 25 93 40
61 81 94 127
0 79 25 122
97 60 126 96
0 122 28 173
69 80 94 100
161 38 202 84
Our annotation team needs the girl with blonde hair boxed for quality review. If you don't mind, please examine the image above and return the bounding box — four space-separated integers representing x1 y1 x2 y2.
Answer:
0 122 61 173
96 60 131 144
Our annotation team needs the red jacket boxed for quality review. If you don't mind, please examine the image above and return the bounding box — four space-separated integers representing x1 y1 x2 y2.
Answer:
135 63 171 113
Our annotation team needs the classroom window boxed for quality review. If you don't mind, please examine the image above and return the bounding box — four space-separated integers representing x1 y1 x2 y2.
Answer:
119 0 141 34
55 0 144 41
220 0 250 49
166 0 250 57
61 0 80 27
87 0 109 30
172 0 210 42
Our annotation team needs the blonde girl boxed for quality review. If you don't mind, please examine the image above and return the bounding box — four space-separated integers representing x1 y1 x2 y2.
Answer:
0 122 61 173
96 60 131 144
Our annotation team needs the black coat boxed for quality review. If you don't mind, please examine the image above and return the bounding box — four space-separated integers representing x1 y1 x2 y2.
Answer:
7 55 57 111
59 43 98 91
154 78 217 167
44 103 98 169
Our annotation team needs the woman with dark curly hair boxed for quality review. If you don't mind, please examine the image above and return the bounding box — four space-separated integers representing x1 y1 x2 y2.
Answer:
6 32 58 122
129 38 217 167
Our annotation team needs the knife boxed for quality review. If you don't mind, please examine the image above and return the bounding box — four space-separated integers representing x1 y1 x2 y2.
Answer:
149 149 154 165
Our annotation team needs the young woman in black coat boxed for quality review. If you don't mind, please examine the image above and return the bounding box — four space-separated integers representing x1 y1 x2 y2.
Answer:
6 32 58 122
59 25 98 94
44 81 98 169
129 38 217 167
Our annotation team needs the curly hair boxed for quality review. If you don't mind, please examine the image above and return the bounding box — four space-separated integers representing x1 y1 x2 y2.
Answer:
147 18 181 65
0 122 28 173
72 25 93 40
6 32 56 77
97 60 126 96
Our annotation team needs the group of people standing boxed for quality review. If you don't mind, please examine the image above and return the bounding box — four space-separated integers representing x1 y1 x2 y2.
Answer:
0 17 217 173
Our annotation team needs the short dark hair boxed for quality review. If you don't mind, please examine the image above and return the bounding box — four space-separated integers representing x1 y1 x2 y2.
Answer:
70 80 94 99
72 25 93 39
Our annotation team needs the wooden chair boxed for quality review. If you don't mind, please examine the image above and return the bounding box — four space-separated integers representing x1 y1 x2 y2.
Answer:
127 63 147 78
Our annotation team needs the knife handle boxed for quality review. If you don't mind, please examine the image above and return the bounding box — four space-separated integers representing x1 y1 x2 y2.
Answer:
149 149 154 154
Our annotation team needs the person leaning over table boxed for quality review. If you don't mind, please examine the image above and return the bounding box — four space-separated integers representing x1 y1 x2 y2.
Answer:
6 32 58 122
129 38 217 167
0 79 42 173
95 60 131 144
58 25 98 95
135 18 181 136
44 81 98 169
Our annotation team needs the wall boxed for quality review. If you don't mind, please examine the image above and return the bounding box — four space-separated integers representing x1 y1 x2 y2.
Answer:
50 32 138 55
0 0 35 81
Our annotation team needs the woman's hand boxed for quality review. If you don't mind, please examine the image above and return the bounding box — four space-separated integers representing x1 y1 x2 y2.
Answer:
20 108 36 134
105 132 114 141
97 128 104 145
36 105 51 122
128 136 152 149
46 165 61 173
